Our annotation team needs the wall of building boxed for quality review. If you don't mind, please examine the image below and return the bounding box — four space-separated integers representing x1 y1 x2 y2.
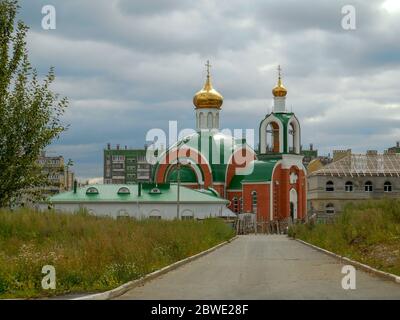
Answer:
226 190 243 214
308 175 400 217
242 183 270 221
40 202 227 220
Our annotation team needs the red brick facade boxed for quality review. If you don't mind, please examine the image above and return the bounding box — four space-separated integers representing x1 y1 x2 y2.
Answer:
154 145 307 222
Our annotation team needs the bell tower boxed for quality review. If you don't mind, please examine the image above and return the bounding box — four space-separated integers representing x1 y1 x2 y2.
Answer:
259 66 301 155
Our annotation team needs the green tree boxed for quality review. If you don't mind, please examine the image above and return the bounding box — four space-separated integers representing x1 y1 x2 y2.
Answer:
0 0 68 207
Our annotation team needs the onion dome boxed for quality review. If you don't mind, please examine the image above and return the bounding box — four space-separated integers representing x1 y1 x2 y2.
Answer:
193 61 223 109
272 65 288 97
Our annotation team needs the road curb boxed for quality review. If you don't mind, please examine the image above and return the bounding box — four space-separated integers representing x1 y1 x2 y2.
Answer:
73 236 239 300
294 238 400 285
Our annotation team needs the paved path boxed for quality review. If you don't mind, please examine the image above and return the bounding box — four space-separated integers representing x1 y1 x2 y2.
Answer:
116 235 400 300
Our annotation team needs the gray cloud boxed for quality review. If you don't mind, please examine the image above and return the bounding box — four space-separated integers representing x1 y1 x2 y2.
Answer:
16 0 400 179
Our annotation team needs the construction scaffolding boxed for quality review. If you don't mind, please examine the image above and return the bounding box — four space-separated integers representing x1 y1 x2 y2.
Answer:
310 154 400 177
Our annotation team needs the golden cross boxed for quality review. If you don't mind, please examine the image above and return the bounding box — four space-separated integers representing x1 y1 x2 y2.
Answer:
205 60 211 77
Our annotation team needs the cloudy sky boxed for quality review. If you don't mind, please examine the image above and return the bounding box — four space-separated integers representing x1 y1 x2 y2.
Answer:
18 0 400 180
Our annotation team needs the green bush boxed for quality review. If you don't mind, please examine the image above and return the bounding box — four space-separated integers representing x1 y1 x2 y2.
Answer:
0 209 234 298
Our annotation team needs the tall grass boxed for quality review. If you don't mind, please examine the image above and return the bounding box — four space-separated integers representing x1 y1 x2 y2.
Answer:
0 209 235 299
289 199 400 276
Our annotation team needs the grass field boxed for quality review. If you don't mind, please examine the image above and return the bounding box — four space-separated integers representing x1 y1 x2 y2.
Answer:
0 209 235 299
289 199 400 276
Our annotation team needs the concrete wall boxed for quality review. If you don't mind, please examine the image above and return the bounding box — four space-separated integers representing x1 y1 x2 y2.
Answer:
308 175 400 216
39 202 226 220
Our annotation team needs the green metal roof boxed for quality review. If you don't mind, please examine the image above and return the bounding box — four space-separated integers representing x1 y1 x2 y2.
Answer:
196 188 220 198
241 160 278 183
227 175 244 190
166 166 198 183
48 183 229 204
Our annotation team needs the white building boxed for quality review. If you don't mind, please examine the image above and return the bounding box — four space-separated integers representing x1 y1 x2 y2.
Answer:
40 183 234 220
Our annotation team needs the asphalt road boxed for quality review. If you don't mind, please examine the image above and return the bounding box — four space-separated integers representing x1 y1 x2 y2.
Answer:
116 235 400 300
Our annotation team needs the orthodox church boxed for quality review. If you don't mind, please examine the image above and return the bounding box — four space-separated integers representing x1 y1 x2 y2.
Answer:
153 63 307 222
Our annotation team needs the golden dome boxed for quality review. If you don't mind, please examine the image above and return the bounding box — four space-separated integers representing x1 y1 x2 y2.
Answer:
272 65 287 97
193 61 223 109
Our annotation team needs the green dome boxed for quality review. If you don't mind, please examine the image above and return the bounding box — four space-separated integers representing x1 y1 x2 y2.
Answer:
167 166 198 183
156 131 253 182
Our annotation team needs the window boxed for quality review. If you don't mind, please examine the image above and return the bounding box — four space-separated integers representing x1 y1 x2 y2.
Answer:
207 112 213 129
326 181 334 192
117 209 129 218
266 122 280 153
117 187 130 194
384 181 392 192
112 155 125 161
232 197 238 213
86 187 99 194
149 215 161 220
325 203 335 215
181 215 194 220
149 188 161 194
345 181 353 192
365 181 373 192
239 197 243 213
251 191 257 213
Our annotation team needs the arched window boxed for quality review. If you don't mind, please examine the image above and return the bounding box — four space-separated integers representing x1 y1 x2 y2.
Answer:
149 209 161 219
266 122 280 153
199 112 204 128
365 181 373 192
207 112 213 129
384 181 392 192
232 197 238 213
345 181 353 192
288 123 295 153
325 203 335 215
117 209 129 219
288 118 300 154
239 197 243 213
117 187 130 194
215 112 219 128
86 187 99 194
326 181 334 192
181 209 194 220
150 188 161 194
251 191 257 213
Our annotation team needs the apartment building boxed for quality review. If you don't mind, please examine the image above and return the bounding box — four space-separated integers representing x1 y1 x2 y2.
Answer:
37 151 74 195
103 144 153 184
